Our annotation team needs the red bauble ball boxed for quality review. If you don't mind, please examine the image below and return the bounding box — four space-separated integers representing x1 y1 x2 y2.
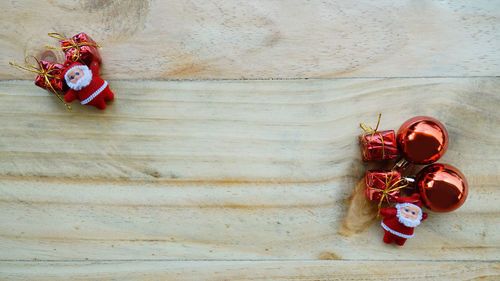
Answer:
416 163 468 212
396 116 448 164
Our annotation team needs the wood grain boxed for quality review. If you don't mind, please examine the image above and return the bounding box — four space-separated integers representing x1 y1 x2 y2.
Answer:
1 1 500 276
1 261 499 281
1 0 499 79
0 79 499 265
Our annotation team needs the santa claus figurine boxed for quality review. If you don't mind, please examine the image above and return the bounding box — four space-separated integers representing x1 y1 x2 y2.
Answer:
62 60 114 110
379 193 428 246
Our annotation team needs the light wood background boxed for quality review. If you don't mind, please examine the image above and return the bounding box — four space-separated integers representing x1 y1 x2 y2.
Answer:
1 0 499 280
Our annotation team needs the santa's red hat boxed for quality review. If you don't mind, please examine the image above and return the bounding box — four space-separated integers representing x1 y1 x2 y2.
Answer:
397 193 422 207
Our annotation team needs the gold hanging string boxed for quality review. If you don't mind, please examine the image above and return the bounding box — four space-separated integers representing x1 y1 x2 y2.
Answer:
359 113 385 159
46 32 67 41
9 55 72 110
367 171 408 217
45 33 101 62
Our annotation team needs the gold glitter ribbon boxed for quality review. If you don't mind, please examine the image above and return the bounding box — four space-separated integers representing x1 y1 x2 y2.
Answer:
368 170 408 217
45 33 101 62
9 55 72 110
360 113 385 159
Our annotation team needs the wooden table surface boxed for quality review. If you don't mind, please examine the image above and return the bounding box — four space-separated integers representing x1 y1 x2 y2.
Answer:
1 1 499 280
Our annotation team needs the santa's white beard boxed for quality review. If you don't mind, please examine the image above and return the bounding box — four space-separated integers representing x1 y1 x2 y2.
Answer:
396 203 423 228
66 66 92 91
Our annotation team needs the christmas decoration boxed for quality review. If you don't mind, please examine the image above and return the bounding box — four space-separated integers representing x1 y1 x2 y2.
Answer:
380 193 428 246
415 163 468 212
9 56 71 110
396 116 448 165
356 115 468 246
359 114 398 161
62 61 114 110
46 32 102 65
365 170 407 215
10 31 113 111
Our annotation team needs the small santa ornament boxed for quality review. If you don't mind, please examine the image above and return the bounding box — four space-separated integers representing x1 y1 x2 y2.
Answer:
379 193 428 246
62 60 114 110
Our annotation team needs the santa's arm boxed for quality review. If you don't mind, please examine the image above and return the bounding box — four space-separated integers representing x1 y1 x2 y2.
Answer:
89 60 99 76
421 212 429 221
379 208 397 218
64 89 77 103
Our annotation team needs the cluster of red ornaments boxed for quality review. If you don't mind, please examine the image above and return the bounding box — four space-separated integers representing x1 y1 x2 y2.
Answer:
10 32 113 110
359 115 468 246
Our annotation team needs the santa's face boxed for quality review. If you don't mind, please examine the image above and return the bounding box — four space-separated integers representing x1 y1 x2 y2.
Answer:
67 68 84 84
65 65 92 91
396 203 423 228
400 204 420 220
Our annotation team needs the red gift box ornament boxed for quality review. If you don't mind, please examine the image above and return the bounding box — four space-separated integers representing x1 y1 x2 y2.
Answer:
365 170 408 216
46 32 102 65
9 56 72 110
359 114 398 161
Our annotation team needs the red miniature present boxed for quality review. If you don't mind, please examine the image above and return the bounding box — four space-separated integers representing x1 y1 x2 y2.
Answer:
365 170 407 215
10 56 72 110
359 114 398 161
48 32 102 65
34 60 66 92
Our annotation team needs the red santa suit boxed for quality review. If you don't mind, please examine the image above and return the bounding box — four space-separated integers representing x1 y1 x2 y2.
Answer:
63 61 114 110
379 193 428 246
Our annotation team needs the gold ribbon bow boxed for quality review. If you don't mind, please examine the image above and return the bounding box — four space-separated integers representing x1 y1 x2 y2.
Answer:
359 113 385 159
368 171 408 217
46 32 101 62
9 55 72 110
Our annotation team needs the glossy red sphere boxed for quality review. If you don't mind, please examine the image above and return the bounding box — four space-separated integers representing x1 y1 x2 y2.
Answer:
397 116 448 164
416 163 468 212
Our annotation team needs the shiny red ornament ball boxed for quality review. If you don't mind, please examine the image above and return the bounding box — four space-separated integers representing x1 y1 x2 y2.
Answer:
416 163 468 212
396 116 448 165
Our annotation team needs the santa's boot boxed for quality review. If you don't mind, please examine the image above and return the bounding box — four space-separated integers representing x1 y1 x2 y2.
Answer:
395 238 407 246
89 97 106 110
382 231 394 244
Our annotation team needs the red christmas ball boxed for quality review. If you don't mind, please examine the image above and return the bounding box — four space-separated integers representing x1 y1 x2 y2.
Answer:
416 163 468 212
396 116 448 164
